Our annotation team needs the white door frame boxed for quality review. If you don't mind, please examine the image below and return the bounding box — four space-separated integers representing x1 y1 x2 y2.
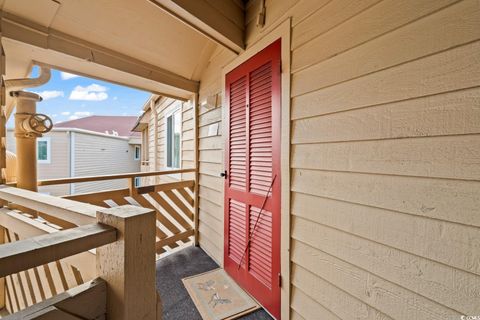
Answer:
221 18 291 320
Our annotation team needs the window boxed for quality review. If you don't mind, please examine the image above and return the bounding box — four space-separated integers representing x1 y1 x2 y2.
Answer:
134 145 141 160
165 108 181 168
37 137 51 163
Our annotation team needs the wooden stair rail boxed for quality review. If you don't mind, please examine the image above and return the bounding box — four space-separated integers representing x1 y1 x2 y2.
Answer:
0 196 159 319
0 207 97 279
32 168 195 186
0 223 116 278
0 186 98 228
2 278 107 320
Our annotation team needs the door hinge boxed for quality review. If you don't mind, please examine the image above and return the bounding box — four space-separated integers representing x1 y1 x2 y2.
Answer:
278 273 282 288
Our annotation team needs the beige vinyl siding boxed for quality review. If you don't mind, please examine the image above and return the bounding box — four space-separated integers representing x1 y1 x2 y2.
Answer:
287 0 479 318
144 97 195 183
195 0 480 317
197 45 236 264
73 132 140 194
6 130 70 196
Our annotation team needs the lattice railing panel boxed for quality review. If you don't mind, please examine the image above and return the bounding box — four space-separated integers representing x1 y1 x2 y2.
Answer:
1 224 91 314
65 180 195 256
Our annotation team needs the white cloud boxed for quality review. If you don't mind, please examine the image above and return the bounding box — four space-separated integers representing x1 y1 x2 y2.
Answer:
69 84 108 101
61 111 71 116
35 90 64 100
60 72 80 80
113 96 118 100
68 111 92 120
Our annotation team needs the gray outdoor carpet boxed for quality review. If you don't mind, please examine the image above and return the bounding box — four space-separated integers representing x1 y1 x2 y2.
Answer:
156 246 273 320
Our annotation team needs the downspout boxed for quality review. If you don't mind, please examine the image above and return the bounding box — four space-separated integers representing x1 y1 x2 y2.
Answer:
5 67 53 191
152 99 158 172
69 131 76 195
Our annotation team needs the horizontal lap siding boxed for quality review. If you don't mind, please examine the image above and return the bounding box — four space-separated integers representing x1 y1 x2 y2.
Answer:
245 0 480 318
6 131 71 196
37 132 70 196
73 133 140 194
197 46 237 264
147 98 194 183
287 0 480 318
181 100 195 180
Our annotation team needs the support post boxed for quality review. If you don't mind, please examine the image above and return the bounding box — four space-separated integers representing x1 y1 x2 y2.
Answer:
96 205 158 320
128 177 138 197
0 44 6 187
193 94 200 246
0 225 4 310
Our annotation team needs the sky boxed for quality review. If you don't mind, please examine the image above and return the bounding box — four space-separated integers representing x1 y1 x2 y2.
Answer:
7 67 151 128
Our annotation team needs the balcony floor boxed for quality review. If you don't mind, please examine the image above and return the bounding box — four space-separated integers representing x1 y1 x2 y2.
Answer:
156 246 273 320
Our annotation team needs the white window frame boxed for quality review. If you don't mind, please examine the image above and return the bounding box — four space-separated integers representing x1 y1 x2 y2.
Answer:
37 137 51 164
134 145 141 160
164 104 182 170
141 127 149 164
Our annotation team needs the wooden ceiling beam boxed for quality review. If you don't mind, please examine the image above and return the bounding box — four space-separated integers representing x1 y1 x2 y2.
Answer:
149 0 245 54
0 11 200 93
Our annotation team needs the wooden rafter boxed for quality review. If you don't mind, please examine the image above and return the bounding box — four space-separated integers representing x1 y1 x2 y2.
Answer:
149 0 245 54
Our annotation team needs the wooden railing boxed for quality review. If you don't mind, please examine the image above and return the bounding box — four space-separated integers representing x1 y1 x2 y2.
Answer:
12 169 198 257
0 188 159 319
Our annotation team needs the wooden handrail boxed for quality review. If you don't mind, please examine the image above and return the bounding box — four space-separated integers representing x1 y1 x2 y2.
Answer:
0 223 116 278
38 168 196 186
0 186 99 226
4 168 196 187
0 208 97 278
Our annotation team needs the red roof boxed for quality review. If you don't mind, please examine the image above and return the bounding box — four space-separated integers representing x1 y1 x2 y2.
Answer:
55 115 140 137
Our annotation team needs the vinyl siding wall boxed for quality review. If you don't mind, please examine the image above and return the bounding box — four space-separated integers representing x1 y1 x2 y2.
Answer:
197 46 236 264
73 132 140 194
197 0 480 318
145 97 195 184
6 130 70 196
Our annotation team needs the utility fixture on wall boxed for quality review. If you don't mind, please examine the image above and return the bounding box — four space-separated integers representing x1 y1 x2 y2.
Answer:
200 93 220 110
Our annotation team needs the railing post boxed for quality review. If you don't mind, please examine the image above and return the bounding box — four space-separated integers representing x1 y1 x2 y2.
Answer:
0 225 4 310
96 205 159 320
128 177 138 196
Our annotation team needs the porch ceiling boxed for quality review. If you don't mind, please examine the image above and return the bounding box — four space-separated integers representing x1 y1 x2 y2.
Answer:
0 0 220 100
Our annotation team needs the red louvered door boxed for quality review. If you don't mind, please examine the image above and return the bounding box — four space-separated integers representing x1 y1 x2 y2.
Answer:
224 40 281 319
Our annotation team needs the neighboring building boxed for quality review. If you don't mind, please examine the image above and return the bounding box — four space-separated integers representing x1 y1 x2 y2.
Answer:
7 116 141 196
133 95 195 184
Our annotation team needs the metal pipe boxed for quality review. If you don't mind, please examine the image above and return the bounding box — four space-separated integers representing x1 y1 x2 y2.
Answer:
5 67 51 91
7 66 52 192
14 92 42 191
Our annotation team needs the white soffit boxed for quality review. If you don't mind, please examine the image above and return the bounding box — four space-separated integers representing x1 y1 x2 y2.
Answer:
45 0 212 80
1 0 219 87
2 0 60 27
2 38 193 101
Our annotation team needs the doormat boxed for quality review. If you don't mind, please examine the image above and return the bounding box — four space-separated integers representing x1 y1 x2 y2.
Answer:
182 268 259 320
